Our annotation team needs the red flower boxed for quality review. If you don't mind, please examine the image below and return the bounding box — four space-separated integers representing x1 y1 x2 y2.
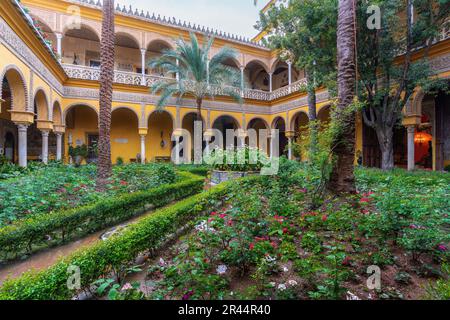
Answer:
227 220 234 226
249 243 255 250
361 209 370 215
210 212 217 216
283 228 289 234
342 256 352 266
270 241 278 249
219 214 227 219
360 198 370 203
322 215 328 222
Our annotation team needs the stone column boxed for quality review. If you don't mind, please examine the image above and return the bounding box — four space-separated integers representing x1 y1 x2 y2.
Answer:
140 48 147 86
17 124 28 167
269 72 273 92
240 66 245 97
56 132 63 161
41 130 50 164
407 125 416 171
56 33 63 62
287 61 292 93
140 134 146 164
288 137 293 160
176 59 180 82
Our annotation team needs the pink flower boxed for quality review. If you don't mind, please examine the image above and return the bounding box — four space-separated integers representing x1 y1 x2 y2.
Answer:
227 220 234 226
270 241 278 249
249 243 255 250
360 198 370 203
437 244 448 252
210 212 217 216
219 214 227 219
283 228 289 234
300 188 307 193
121 283 133 291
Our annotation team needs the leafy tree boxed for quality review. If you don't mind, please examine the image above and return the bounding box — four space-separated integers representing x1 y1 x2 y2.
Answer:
149 33 242 124
357 0 449 170
257 0 338 149
97 0 115 190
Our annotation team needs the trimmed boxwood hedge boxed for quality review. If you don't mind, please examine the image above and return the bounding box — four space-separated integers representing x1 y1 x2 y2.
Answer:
0 172 204 263
0 177 261 300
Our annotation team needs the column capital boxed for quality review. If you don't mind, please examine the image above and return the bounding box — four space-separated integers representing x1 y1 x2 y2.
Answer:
140 48 147 55
16 123 29 131
138 127 148 136
406 125 416 133
36 120 54 131
55 33 63 40
285 130 295 139
10 110 34 125
53 124 66 134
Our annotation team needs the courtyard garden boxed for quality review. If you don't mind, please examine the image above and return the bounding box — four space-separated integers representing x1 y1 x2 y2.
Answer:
0 159 448 300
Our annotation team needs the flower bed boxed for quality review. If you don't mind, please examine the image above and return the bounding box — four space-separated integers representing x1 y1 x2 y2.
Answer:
0 171 204 263
89 166 448 301
0 163 177 227
1 164 448 300
0 177 249 300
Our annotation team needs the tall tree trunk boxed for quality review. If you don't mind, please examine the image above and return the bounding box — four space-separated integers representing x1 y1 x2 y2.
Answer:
329 0 356 194
376 125 395 170
96 0 115 191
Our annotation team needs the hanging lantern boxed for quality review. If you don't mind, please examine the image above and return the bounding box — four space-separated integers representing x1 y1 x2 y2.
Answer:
414 132 432 145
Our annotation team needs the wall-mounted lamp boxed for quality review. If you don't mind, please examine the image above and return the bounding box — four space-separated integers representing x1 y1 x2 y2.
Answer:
160 131 166 148
414 132 432 146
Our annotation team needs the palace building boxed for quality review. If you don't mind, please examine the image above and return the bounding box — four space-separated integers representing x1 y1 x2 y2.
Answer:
0 0 449 170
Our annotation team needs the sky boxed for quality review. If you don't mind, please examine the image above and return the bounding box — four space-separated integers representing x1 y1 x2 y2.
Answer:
120 0 267 39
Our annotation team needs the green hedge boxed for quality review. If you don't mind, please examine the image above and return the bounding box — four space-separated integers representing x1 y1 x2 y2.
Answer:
176 164 211 177
0 177 257 300
0 172 204 263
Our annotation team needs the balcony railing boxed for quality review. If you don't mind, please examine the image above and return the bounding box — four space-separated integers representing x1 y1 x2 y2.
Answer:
62 64 307 101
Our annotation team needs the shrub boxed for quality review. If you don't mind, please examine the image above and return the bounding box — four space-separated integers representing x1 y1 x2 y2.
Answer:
0 177 260 300
0 172 203 262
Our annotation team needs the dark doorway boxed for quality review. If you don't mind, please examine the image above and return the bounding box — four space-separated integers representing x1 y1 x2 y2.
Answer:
4 132 15 163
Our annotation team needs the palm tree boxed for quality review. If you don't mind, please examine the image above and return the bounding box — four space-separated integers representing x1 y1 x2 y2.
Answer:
328 0 357 193
96 0 115 191
149 33 242 125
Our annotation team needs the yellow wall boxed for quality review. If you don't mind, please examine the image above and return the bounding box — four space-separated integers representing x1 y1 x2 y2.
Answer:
111 108 140 163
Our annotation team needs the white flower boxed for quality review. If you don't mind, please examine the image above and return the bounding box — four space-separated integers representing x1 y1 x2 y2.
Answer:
277 284 287 291
216 265 228 275
195 220 216 233
287 280 298 287
269 282 276 288
346 291 361 300
265 255 276 263
282 266 289 273
159 258 166 266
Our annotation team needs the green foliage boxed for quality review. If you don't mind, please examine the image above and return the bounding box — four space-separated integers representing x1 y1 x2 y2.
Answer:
258 0 338 96
357 0 450 164
0 171 202 262
0 163 177 226
149 32 242 111
207 146 270 172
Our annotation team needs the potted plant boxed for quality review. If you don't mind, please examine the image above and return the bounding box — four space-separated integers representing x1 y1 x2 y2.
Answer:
69 144 89 167
207 146 269 185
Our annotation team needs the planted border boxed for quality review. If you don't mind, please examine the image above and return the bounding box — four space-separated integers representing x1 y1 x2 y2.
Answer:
0 177 261 300
0 172 204 262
